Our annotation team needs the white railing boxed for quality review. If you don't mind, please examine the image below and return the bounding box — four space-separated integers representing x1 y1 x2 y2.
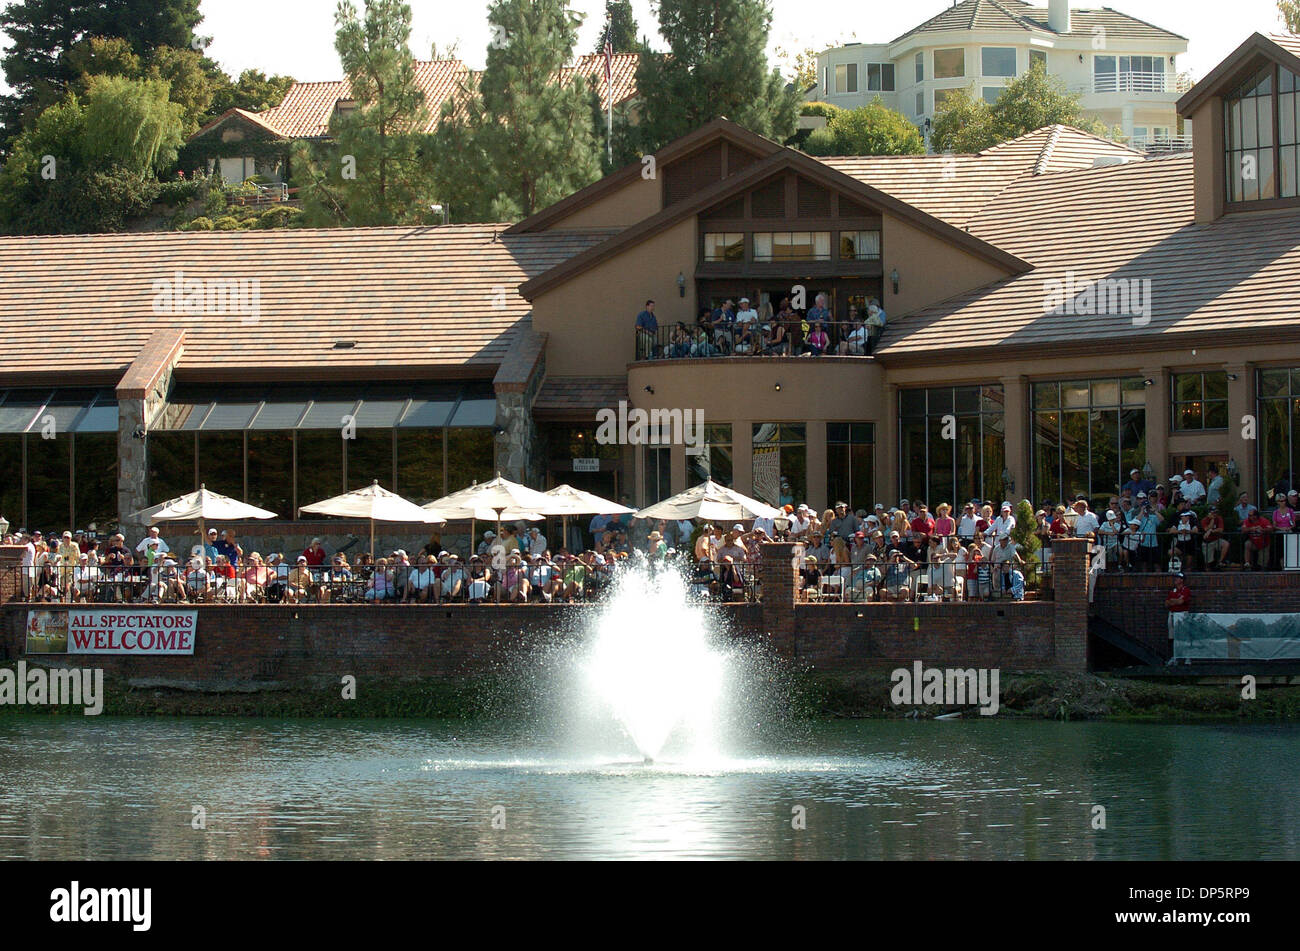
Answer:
1129 133 1193 153
1093 71 1168 94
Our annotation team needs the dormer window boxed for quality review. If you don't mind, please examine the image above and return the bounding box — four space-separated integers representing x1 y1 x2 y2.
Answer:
1224 61 1300 206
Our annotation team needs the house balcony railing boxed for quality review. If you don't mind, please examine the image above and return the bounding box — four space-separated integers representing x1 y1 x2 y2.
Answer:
1092 71 1173 94
1130 133 1193 154
634 319 880 361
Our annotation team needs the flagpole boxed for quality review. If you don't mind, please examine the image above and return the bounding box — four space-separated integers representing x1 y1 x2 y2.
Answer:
604 26 614 167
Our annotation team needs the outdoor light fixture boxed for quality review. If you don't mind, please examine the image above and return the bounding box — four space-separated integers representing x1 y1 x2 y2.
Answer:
676 272 686 297
1144 378 1155 386
774 382 782 392
1078 54 1084 63
1001 467 1015 496
492 425 506 436
1143 461 1155 480
430 203 448 225
132 426 146 440
0 516 8 536
644 385 655 395
1227 373 1239 381
890 268 900 294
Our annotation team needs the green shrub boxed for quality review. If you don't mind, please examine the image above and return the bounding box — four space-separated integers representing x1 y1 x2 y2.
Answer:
800 101 843 118
254 204 305 228
183 216 213 230
155 178 202 207
213 215 240 230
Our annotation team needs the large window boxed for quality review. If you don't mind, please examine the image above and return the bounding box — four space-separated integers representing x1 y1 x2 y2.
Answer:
867 63 895 92
1095 54 1165 92
899 387 1005 508
1033 378 1146 507
703 232 744 262
1029 49 1047 73
835 63 858 94
1257 368 1300 499
752 424 805 507
752 231 831 262
915 52 924 84
1224 61 1300 204
689 424 733 488
934 48 965 79
981 47 1016 78
982 86 1004 105
933 88 959 111
827 423 874 512
839 230 881 260
1172 372 1229 431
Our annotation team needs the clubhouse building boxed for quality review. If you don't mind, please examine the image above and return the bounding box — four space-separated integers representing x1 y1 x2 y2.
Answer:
4 31 1300 538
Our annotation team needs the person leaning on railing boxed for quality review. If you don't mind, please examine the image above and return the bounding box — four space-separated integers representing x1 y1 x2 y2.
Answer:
635 299 658 359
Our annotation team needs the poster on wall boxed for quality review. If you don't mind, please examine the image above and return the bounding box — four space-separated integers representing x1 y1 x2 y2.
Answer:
752 444 781 506
25 610 197 656
1171 612 1300 661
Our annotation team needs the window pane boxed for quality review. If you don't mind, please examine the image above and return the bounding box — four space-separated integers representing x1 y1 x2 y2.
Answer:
197 432 244 500
200 402 259 431
899 420 927 502
1174 373 1202 401
246 431 293 516
445 429 494 494
1033 381 1059 409
1089 410 1119 501
250 401 308 430
1205 400 1229 430
1034 412 1060 504
1060 410 1090 500
296 430 343 511
1062 382 1089 409
301 400 359 430
73 433 117 530
1122 377 1147 406
1261 369 1290 396
982 47 1016 77
397 430 444 502
0 435 21 528
148 431 196 505
934 48 964 79
26 434 70 532
346 429 393 491
1203 371 1228 401
1091 380 1120 407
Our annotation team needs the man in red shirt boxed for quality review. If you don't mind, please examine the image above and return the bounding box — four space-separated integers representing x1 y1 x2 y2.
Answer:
1200 509 1228 569
1242 507 1273 570
910 504 935 549
1165 570 1191 645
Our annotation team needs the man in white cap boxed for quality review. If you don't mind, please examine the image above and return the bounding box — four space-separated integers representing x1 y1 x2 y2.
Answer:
477 530 496 557
1180 468 1206 503
789 504 811 539
136 525 170 556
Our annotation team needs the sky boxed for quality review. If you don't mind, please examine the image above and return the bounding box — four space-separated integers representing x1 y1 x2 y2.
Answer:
0 0 1292 88
189 0 1289 83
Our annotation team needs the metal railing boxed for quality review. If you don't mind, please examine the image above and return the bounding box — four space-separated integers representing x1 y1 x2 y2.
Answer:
797 556 1052 603
1129 133 1192 154
636 319 880 361
4 557 763 605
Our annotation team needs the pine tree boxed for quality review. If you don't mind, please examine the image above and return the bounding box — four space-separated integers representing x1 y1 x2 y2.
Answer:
294 0 435 226
433 0 601 221
630 0 798 154
595 0 638 53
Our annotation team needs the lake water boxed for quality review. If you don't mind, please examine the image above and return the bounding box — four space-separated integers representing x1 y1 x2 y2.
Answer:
2 717 1297 860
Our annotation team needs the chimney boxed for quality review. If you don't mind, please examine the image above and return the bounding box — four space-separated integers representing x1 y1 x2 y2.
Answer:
1048 0 1071 33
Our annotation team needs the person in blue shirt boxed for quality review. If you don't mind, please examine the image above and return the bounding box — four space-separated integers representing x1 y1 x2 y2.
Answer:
806 293 831 332
635 299 657 359
1136 502 1162 570
1122 468 1155 497
215 529 241 568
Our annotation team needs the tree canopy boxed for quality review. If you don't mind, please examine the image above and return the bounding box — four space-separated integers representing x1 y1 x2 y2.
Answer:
595 0 638 53
802 99 925 156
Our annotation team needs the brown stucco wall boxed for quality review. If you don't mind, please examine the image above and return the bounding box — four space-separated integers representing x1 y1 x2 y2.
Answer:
543 176 662 231
881 212 1015 316
1191 96 1224 224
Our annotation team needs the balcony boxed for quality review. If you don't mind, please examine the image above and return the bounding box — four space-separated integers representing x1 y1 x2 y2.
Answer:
1093 70 1171 94
1129 133 1193 154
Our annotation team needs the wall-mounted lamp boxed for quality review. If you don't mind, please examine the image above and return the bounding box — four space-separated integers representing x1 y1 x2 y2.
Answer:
1227 373 1239 381
890 268 900 294
1143 378 1155 387
676 272 686 298
491 425 506 436
774 382 782 392
1078 54 1084 63
1001 467 1015 496
1142 461 1155 480
132 426 147 440
923 117 932 133
644 385 655 395
1169 56 1176 65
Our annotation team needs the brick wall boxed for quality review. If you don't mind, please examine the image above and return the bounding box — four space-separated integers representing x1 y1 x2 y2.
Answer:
1093 570 1300 660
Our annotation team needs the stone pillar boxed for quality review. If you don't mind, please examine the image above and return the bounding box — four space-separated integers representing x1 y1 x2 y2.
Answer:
881 382 898 504
1225 363 1254 497
1051 537 1090 671
1141 366 1169 481
116 329 186 540
759 540 799 659
733 418 754 497
493 327 547 487
1000 375 1027 501
805 419 827 514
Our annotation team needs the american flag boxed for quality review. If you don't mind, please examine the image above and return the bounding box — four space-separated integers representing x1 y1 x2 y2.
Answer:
603 33 613 92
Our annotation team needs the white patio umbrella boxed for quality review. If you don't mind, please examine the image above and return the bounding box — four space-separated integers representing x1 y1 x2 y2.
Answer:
543 484 635 552
131 483 277 569
635 479 783 523
424 473 560 558
301 480 445 560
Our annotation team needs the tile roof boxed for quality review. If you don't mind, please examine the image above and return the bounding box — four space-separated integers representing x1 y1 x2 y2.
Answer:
820 125 1141 227
534 376 629 416
252 53 641 140
875 151 1300 359
0 225 616 384
892 0 1185 43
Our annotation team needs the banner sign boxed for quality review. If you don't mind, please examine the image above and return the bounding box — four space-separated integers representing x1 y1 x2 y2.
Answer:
26 610 197 656
572 458 600 472
1171 612 1300 661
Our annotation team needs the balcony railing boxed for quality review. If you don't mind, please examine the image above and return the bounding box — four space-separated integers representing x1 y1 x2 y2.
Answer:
1092 71 1170 94
1130 133 1193 154
635 319 879 360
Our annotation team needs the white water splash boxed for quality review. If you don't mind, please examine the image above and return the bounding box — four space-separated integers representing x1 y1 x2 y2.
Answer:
581 562 729 762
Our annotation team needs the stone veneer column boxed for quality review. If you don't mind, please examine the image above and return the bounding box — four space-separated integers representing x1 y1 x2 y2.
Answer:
1051 537 1090 671
116 329 186 541
493 326 548 487
759 540 799 659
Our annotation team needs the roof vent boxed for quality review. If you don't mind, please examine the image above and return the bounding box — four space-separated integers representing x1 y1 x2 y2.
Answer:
333 340 357 349
1092 155 1137 168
